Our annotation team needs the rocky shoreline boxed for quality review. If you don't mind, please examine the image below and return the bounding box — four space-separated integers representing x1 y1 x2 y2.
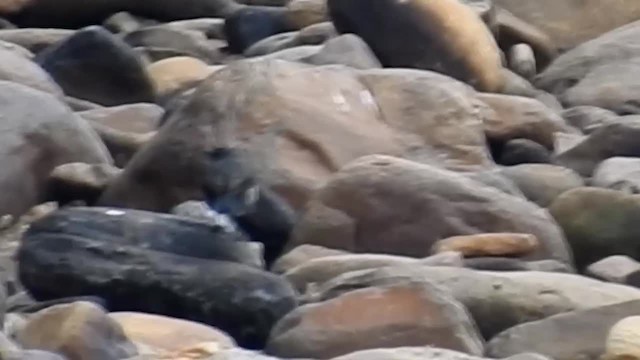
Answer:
1 0 640 359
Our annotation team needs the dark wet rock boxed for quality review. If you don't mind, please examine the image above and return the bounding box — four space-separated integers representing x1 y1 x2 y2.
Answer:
22 206 262 267
35 26 154 106
224 6 292 54
18 210 297 348
7 0 242 29
497 139 552 166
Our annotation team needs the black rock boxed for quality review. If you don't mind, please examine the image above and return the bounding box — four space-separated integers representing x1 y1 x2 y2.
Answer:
18 216 298 349
35 26 154 106
224 6 292 53
498 138 552 166
25 207 262 267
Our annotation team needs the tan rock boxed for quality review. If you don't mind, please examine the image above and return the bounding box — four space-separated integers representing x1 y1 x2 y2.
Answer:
285 0 327 30
289 155 571 264
478 93 569 149
147 56 217 98
432 233 539 258
48 162 122 204
266 281 484 359
328 0 504 92
78 103 163 134
605 316 640 360
17 301 137 360
110 312 235 353
0 0 31 14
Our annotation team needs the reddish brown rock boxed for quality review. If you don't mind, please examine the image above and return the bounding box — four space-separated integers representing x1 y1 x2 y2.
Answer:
266 281 484 359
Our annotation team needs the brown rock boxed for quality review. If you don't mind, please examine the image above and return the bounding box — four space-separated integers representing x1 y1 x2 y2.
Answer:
311 266 640 340
494 8 556 69
432 233 539 258
289 155 572 264
285 0 326 30
99 60 495 212
17 301 137 360
494 0 640 51
328 0 504 92
356 68 495 171
266 281 484 359
110 312 236 353
272 244 350 274
478 93 569 149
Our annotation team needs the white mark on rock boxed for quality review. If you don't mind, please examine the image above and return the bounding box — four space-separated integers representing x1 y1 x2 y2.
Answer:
105 210 125 216
332 92 350 112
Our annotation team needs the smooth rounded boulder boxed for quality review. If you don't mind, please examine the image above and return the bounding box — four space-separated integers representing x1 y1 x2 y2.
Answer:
328 0 504 92
99 60 495 213
289 155 572 264
310 265 640 339
35 26 154 106
266 281 484 358
549 187 640 269
0 80 111 218
17 301 137 360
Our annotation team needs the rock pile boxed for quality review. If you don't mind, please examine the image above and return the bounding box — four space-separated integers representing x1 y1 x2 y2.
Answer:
0 0 640 359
